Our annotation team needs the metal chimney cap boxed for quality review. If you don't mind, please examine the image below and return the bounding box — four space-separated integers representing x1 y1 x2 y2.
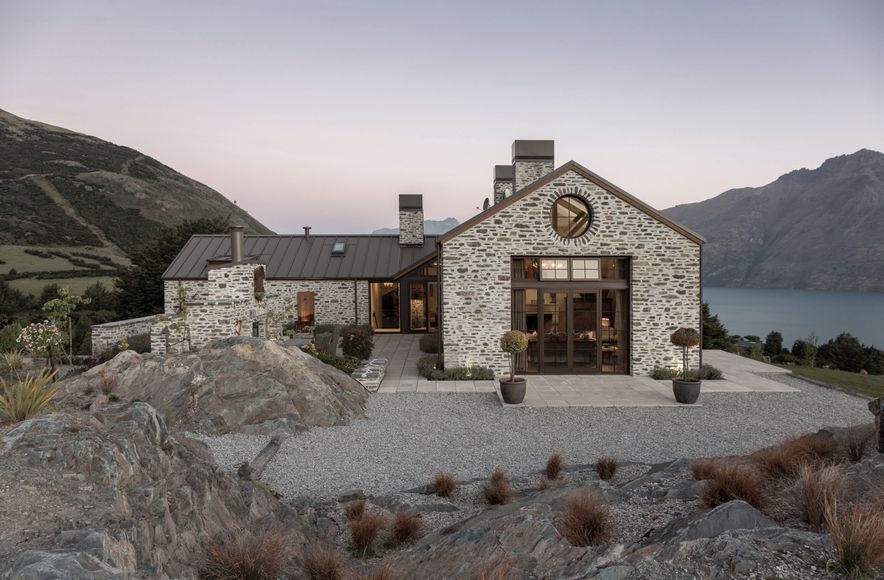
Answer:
303 226 312 239
229 225 245 231
512 140 554 161
399 194 423 210
494 165 515 180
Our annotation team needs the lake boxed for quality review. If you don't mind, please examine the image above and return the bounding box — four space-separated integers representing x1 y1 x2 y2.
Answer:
703 287 884 347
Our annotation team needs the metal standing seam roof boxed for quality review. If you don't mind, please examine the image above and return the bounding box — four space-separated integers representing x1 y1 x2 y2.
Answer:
162 235 439 280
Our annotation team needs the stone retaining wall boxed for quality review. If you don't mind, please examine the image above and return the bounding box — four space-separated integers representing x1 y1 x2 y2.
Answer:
91 315 157 355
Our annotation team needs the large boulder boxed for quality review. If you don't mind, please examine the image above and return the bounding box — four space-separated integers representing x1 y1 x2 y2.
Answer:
0 403 317 578
57 336 368 435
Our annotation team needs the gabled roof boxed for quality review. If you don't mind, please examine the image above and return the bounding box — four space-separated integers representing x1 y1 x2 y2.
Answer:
162 235 438 280
440 160 706 245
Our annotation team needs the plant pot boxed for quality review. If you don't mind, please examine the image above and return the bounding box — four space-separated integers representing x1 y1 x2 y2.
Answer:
672 378 701 404
500 377 527 404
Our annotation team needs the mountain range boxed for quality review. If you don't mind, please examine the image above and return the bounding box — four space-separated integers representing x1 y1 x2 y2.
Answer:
663 149 884 292
372 217 460 236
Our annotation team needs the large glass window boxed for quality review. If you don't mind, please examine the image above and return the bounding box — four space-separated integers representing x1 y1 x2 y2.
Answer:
370 282 400 331
551 196 591 238
540 258 569 280
571 259 600 280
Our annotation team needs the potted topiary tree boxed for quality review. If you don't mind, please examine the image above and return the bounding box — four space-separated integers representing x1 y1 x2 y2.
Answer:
500 330 528 404
670 327 701 404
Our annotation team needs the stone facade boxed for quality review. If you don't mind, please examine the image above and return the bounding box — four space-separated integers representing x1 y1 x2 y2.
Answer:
514 159 555 191
154 263 370 355
91 315 156 355
399 209 424 246
440 168 702 376
493 180 512 205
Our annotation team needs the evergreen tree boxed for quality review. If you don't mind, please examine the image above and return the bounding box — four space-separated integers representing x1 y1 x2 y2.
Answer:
763 331 784 357
115 217 230 318
701 302 735 350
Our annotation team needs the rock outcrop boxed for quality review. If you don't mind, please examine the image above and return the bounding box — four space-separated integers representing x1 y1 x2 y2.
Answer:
57 336 369 435
0 402 317 578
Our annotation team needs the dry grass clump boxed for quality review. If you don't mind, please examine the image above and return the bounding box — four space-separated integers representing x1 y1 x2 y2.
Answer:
359 561 402 580
690 459 719 480
343 499 366 521
545 453 565 481
752 434 839 480
432 471 458 497
841 423 876 463
302 544 347 580
390 511 422 543
475 558 511 580
796 462 844 530
0 370 58 423
700 462 767 510
596 456 618 480
557 489 610 546
825 500 884 578
482 468 513 505
350 511 386 556
200 525 287 580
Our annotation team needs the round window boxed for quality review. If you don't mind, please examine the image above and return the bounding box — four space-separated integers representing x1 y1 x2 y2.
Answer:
551 196 591 238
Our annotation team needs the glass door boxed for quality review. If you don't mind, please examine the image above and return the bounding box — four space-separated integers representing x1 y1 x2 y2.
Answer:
541 291 568 371
572 291 599 371
409 282 428 331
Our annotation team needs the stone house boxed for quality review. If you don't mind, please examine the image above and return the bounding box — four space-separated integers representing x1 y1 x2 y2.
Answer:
152 140 705 375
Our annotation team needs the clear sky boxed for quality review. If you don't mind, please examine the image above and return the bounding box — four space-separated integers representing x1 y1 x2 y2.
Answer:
2 0 883 233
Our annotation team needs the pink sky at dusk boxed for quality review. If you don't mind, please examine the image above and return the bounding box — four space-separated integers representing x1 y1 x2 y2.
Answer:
2 0 883 233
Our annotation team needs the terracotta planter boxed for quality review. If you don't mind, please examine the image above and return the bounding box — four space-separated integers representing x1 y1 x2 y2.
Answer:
499 377 527 404
672 378 701 404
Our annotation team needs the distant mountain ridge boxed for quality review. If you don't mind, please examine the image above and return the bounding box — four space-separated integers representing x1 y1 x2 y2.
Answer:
372 217 459 235
0 109 271 257
664 149 884 292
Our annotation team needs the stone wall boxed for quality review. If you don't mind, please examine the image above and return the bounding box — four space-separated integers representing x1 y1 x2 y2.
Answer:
91 315 156 355
398 209 424 246
493 180 512 205
441 168 701 376
514 159 554 191
264 279 370 326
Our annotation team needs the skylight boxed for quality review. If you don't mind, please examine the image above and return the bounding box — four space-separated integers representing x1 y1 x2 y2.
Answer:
331 241 346 256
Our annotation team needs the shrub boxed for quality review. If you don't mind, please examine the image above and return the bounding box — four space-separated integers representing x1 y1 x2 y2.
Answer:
416 355 494 380
651 366 679 380
690 459 719 480
825 500 884 577
796 462 844 530
596 456 618 480
341 327 373 360
199 525 287 580
0 323 23 352
0 370 58 423
302 544 346 580
482 468 513 505
696 364 723 380
841 424 876 463
700 463 767 510
545 453 565 481
557 489 610 546
350 511 385 556
752 434 840 480
390 511 422 543
317 352 361 374
419 333 440 353
313 324 338 335
0 349 23 374
343 499 366 521
500 330 528 382
432 471 458 497
651 364 723 380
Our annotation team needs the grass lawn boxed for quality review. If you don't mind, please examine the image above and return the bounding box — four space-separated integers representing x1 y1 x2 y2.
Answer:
8 276 118 296
782 365 884 398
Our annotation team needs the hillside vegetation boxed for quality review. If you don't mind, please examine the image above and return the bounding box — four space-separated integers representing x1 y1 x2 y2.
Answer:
665 149 884 292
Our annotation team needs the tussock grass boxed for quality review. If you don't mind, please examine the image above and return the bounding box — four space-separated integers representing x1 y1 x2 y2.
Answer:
596 456 618 480
700 462 767 510
825 500 884 578
752 434 839 480
0 369 58 423
690 459 719 481
841 424 876 463
302 544 346 580
796 462 844 530
482 468 513 505
432 471 458 498
545 453 565 481
350 511 385 556
200 525 287 580
558 489 610 546
390 511 422 543
343 499 366 521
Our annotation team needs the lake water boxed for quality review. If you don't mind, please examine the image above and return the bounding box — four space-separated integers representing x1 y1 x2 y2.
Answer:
703 287 884 347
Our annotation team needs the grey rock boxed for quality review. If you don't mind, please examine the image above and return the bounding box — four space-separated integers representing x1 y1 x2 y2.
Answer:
338 489 366 503
9 550 125 579
414 503 460 514
57 336 368 436
645 500 776 544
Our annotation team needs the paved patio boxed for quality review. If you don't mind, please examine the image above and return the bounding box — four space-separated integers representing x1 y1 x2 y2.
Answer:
372 334 798 406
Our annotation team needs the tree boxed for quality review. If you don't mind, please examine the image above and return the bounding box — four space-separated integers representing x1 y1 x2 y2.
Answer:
791 339 817 366
115 217 229 318
42 287 91 358
817 333 870 373
763 331 783 358
0 280 37 326
701 303 734 350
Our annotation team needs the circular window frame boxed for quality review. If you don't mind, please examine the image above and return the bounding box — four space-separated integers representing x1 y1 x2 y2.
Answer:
550 195 592 239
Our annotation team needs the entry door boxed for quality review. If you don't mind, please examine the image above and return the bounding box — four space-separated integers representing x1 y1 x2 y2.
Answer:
540 290 600 372
572 291 600 371
541 291 568 371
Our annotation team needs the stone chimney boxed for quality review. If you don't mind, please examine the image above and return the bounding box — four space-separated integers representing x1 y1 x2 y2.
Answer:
229 225 244 264
398 194 424 246
493 165 514 205
512 140 554 192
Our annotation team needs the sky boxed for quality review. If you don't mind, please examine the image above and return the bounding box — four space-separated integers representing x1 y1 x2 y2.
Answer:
2 0 883 234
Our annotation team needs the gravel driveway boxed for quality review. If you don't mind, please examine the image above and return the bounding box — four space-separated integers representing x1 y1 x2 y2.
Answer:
194 375 872 500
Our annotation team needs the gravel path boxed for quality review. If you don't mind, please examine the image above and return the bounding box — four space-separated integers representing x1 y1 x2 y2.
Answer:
192 375 872 500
